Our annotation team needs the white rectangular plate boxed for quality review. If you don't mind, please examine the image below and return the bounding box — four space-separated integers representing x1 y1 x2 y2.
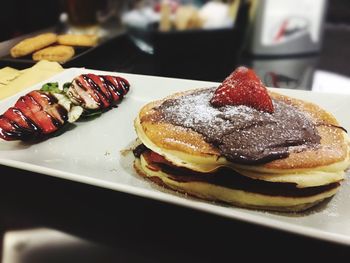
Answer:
1 68 350 245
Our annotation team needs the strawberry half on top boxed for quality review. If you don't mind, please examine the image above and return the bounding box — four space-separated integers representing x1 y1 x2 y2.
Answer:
210 66 274 113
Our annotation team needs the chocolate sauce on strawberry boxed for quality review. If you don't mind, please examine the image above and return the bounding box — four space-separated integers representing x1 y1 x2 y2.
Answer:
76 78 103 108
42 92 58 105
0 91 69 141
82 75 110 107
56 104 69 123
0 74 130 141
155 88 322 165
12 108 42 133
29 92 68 130
100 76 122 98
68 74 130 110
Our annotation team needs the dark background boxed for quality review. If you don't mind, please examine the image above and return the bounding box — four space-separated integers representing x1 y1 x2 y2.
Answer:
1 1 350 262
1 0 350 41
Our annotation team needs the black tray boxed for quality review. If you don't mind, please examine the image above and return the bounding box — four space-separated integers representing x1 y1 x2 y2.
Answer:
0 46 93 68
0 27 124 69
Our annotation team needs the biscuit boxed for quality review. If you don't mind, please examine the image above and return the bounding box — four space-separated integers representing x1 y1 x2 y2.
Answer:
57 34 98 47
32 45 75 63
10 33 57 58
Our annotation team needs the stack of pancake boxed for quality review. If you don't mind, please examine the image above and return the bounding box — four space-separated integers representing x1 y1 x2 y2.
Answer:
133 87 350 212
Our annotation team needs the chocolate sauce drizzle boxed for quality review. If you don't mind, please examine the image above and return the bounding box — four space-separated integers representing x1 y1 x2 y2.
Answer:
0 91 68 141
155 88 323 165
0 74 130 141
71 74 130 110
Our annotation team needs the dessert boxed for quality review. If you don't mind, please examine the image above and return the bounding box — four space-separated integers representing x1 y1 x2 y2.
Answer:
133 67 350 212
0 73 130 141
66 74 130 110
10 33 57 58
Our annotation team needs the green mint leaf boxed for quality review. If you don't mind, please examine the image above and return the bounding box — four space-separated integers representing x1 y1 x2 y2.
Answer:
81 109 103 118
41 82 62 94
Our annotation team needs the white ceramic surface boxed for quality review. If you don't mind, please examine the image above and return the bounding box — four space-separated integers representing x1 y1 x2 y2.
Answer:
1 68 350 245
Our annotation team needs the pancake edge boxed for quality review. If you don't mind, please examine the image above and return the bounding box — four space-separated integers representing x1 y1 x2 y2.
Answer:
134 156 340 212
135 115 349 187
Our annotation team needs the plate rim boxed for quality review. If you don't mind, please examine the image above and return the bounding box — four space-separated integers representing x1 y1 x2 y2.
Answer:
1 67 350 246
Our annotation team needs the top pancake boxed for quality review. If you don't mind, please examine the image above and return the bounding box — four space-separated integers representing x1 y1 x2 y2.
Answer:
136 88 349 172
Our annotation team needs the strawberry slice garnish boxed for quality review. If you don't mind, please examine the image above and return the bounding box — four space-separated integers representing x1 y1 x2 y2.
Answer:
0 91 68 141
210 66 274 113
149 151 168 164
3 107 30 129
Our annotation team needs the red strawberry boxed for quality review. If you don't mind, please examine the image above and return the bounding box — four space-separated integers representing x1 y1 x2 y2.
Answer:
149 151 168 164
210 66 274 113
3 107 30 129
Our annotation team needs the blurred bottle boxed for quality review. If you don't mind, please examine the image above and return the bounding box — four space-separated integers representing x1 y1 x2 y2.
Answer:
64 0 101 27
249 56 318 90
247 0 327 55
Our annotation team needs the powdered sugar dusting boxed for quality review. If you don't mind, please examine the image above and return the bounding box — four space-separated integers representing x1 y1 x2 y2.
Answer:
159 89 256 137
156 88 322 164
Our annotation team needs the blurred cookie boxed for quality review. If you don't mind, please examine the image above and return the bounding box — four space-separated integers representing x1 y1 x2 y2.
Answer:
57 34 98 47
32 45 75 63
159 1 172 32
174 6 203 30
10 33 57 58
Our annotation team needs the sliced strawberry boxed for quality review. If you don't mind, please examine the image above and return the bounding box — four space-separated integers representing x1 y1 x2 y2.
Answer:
147 151 174 166
17 93 42 113
85 74 112 107
0 116 14 130
0 116 32 140
21 92 60 130
15 96 42 131
79 75 110 109
3 107 30 129
28 90 50 108
65 74 130 110
115 76 130 95
0 116 16 138
106 76 130 95
33 110 58 134
1 73 130 141
85 74 113 105
101 76 122 102
12 91 63 136
210 66 274 113
76 75 103 107
68 79 100 109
